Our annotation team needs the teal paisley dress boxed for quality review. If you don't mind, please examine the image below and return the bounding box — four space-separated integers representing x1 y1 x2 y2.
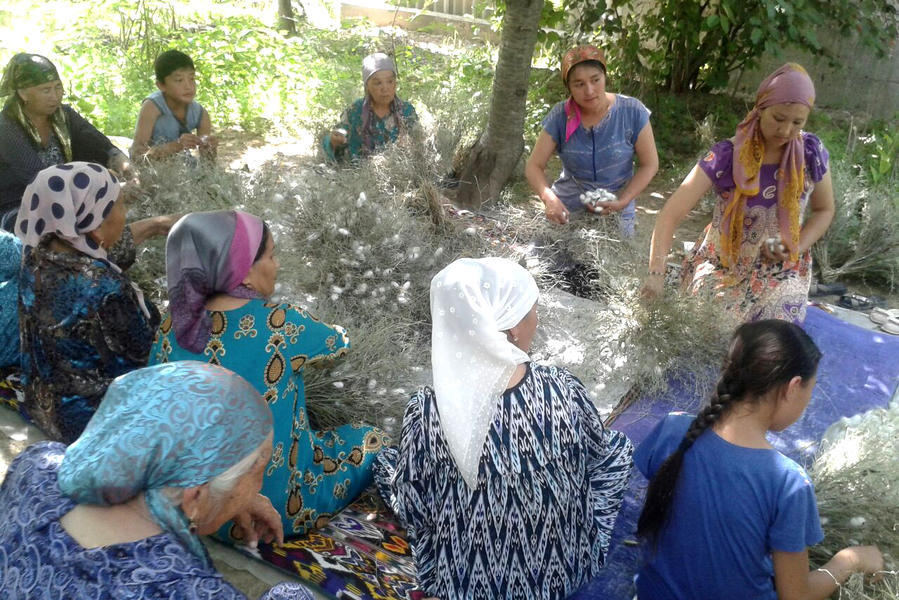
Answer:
149 298 387 537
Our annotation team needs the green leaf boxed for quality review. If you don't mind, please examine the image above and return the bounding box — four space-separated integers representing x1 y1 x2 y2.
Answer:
705 13 720 30
804 28 820 49
720 13 730 32
751 27 764 45
720 0 735 21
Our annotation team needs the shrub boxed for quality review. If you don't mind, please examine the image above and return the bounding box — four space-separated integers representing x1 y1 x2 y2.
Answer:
813 162 899 289
810 403 899 600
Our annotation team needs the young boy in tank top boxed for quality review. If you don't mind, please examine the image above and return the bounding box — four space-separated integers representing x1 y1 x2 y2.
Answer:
130 50 217 161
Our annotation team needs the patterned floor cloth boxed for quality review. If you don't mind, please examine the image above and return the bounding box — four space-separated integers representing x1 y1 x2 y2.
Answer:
247 489 425 600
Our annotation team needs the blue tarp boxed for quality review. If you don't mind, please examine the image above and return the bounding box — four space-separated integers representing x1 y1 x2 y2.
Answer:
573 307 899 599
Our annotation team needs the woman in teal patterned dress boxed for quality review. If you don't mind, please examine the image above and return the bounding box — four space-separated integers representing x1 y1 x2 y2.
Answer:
149 210 387 540
322 52 417 162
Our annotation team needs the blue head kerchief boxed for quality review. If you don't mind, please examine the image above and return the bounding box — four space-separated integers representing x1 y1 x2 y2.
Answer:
58 361 273 564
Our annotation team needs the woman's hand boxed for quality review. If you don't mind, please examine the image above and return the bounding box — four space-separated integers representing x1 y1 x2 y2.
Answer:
774 545 884 600
232 494 284 548
543 193 569 224
839 545 885 583
128 213 182 246
119 160 137 182
152 213 183 238
108 154 137 182
641 272 665 299
592 198 628 216
760 237 791 263
330 129 348 148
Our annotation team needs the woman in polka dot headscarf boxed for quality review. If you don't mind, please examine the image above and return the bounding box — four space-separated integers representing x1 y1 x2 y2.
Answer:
14 162 173 443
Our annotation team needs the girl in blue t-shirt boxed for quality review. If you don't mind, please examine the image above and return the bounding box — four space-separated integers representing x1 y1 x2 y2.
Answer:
636 320 883 600
525 45 658 237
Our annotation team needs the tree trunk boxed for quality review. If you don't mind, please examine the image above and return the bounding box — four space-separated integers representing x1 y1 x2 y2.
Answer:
278 0 297 35
455 0 544 207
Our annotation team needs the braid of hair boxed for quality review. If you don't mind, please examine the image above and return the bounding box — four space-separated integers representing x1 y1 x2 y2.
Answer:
636 319 822 547
637 374 740 544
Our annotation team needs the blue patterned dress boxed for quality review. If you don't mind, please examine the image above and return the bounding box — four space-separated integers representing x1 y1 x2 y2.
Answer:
374 364 634 599
149 299 387 538
18 229 160 443
0 443 315 600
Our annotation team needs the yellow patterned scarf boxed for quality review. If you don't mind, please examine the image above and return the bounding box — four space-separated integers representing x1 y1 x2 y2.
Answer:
6 99 72 161
720 64 815 269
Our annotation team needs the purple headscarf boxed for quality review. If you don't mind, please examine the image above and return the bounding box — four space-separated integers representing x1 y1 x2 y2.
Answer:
166 210 266 353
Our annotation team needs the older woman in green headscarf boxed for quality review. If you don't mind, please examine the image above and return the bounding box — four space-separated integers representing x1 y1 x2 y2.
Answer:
0 53 132 231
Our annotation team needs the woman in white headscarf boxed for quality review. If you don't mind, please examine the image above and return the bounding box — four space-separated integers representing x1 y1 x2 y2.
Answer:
374 257 634 599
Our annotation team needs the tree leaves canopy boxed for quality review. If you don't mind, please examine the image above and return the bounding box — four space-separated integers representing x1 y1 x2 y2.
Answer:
539 0 899 92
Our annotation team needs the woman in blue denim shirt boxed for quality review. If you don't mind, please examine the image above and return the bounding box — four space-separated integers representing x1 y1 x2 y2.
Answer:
526 45 658 238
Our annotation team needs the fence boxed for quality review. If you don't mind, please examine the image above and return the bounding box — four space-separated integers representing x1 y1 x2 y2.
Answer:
389 0 492 22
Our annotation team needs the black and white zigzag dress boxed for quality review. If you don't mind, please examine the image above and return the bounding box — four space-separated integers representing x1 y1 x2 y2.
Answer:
374 363 634 599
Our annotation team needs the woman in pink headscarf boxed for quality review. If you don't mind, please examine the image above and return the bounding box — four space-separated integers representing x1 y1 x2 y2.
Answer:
644 63 834 324
526 45 658 236
149 211 387 544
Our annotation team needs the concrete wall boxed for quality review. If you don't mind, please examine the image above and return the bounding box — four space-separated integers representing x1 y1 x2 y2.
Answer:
732 34 899 119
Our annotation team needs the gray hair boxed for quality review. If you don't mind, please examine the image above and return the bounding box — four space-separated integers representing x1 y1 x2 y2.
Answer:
161 434 271 508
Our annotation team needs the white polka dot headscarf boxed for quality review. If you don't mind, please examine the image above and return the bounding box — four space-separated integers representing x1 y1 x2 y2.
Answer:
16 162 120 258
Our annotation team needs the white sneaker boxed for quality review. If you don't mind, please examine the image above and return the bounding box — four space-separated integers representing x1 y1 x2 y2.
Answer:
881 315 899 336
869 307 899 325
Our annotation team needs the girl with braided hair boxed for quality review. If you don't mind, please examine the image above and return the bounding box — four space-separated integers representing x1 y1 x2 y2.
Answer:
634 320 883 599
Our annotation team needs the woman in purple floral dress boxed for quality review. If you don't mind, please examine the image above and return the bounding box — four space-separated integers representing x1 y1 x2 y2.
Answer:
644 63 834 324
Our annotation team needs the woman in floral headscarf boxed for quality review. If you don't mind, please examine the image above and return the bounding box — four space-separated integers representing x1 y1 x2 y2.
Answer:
0 53 131 230
526 45 658 237
0 361 317 599
322 52 418 162
643 64 834 324
373 257 633 599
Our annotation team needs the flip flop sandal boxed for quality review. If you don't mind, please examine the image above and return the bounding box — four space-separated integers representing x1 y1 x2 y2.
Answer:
881 316 899 335
870 307 899 325
838 293 877 311
809 281 847 297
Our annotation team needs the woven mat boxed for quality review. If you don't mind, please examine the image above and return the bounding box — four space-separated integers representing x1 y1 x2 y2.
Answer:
247 490 425 600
